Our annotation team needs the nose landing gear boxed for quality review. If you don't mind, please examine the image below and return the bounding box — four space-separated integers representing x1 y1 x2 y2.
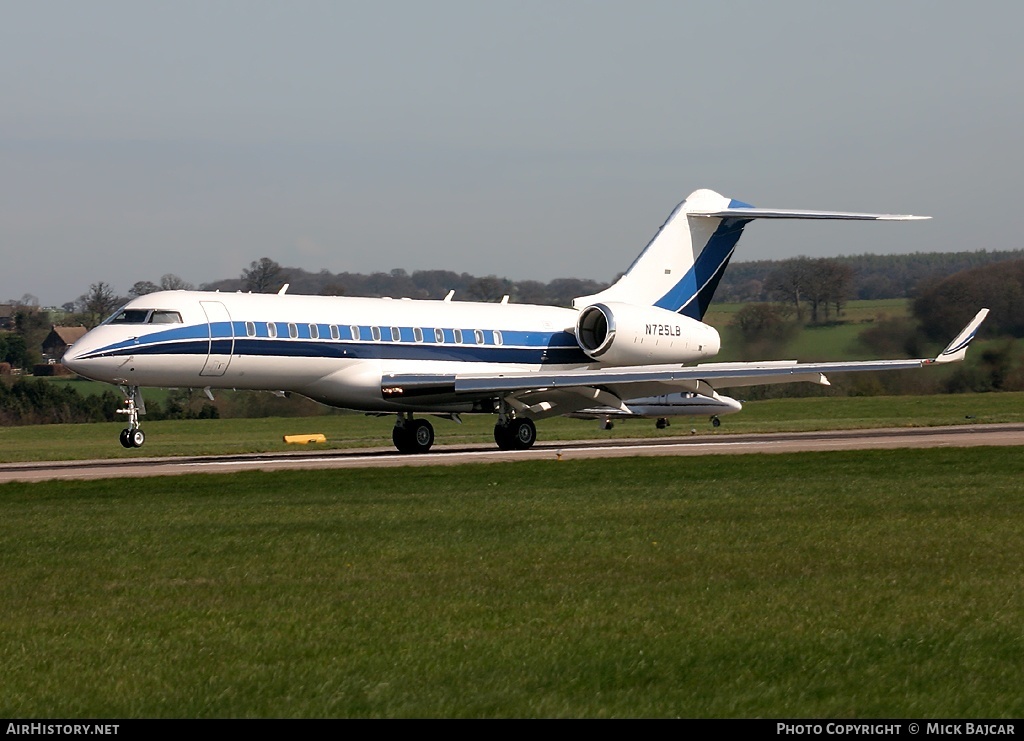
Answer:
117 386 146 448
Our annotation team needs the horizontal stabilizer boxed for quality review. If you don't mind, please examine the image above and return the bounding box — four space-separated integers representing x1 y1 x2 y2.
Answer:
693 207 930 221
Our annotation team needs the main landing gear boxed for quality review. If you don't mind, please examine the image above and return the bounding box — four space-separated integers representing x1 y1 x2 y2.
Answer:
493 416 536 451
392 414 435 454
389 407 538 454
117 385 146 448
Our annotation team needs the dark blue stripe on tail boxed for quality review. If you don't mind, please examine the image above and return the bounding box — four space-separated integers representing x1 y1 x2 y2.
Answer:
654 217 751 319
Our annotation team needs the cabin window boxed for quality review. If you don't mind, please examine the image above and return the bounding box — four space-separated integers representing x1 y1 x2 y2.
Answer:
434 328 444 343
330 325 340 340
390 326 401 342
288 323 298 339
149 311 182 324
493 330 503 346
453 329 463 344
245 321 256 337
309 324 319 340
474 329 484 345
350 325 360 341
371 326 381 341
413 327 423 343
268 322 278 338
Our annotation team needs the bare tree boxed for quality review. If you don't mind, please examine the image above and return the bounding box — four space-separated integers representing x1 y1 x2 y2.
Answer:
241 258 286 293
128 281 160 298
768 258 811 321
160 273 194 291
769 257 854 323
81 281 122 328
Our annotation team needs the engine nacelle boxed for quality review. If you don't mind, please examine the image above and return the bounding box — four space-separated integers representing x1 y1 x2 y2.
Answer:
575 302 721 366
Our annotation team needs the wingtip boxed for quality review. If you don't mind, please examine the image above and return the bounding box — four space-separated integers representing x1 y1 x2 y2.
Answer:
935 308 990 363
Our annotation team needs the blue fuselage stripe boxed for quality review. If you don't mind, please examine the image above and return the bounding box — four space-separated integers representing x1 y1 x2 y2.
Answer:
80 323 590 365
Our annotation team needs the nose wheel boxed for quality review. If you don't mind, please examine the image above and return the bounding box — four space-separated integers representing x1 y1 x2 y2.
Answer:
116 385 146 448
119 427 146 448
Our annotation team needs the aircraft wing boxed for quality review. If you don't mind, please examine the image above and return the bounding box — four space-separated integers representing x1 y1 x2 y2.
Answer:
381 309 988 415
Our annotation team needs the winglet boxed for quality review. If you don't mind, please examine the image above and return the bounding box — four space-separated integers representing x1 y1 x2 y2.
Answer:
932 309 990 364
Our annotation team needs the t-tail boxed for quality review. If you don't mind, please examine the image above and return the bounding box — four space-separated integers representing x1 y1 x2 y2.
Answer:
572 189 929 319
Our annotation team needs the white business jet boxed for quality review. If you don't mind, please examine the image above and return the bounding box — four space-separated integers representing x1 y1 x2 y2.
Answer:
62 188 988 453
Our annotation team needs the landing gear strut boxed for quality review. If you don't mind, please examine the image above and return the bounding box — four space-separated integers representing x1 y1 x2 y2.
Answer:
392 414 434 454
117 385 146 448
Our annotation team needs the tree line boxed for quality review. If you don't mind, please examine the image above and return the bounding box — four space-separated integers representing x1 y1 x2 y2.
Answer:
30 248 1024 333
715 249 1024 304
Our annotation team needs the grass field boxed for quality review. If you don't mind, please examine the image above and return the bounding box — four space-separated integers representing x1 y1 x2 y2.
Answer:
2 448 1023 718
2 391 1023 463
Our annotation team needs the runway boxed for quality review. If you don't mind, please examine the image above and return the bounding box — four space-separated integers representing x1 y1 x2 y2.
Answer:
2 423 1023 483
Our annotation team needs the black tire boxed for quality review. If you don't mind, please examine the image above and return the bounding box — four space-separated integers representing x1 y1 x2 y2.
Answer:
509 418 536 450
119 429 133 448
711 416 721 428
410 419 434 453
393 425 413 453
394 420 434 454
130 429 145 448
494 422 514 450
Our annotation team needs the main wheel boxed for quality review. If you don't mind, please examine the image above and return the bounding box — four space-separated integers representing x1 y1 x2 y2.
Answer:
119 429 133 448
393 425 413 453
393 420 434 454
130 429 146 448
711 416 721 428
494 422 514 450
509 418 536 450
409 419 434 453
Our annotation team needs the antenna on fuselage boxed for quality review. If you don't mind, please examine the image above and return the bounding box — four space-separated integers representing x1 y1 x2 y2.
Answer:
444 290 455 302
278 284 290 295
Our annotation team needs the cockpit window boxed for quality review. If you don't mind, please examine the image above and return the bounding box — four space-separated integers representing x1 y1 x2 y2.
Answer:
106 309 151 325
103 308 183 325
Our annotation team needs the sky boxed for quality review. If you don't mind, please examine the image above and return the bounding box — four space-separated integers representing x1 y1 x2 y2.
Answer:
2 0 1022 307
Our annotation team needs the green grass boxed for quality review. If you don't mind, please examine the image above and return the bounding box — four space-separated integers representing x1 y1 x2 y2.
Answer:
2 448 1023 717
2 391 1023 463
705 298 917 362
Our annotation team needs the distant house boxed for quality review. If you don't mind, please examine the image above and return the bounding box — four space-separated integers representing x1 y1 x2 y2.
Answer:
0 305 14 331
41 326 88 363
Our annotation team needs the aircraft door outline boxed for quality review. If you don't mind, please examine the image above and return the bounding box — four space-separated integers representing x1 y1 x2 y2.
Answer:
200 300 234 376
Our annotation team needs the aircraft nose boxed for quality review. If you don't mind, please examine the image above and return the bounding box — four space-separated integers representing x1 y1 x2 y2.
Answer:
61 346 87 375
61 336 106 380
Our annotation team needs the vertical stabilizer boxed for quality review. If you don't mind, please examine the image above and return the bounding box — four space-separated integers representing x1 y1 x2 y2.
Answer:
572 189 928 319
572 189 753 319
